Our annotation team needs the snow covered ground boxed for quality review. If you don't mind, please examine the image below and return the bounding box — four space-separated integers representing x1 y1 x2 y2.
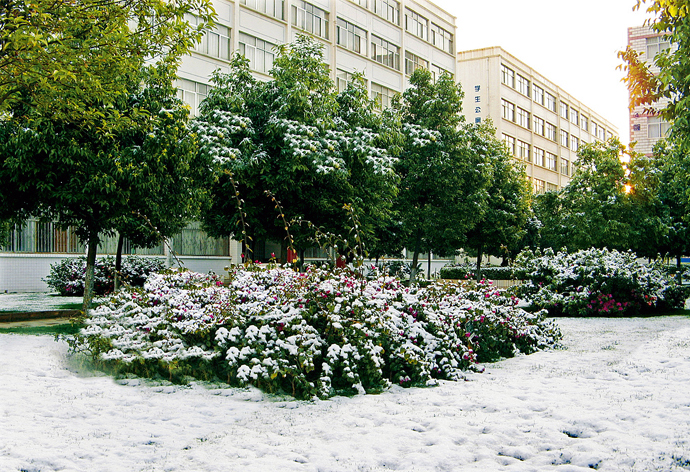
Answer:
1 316 689 472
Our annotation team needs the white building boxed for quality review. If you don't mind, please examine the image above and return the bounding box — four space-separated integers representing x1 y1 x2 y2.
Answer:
1 0 458 291
457 47 618 192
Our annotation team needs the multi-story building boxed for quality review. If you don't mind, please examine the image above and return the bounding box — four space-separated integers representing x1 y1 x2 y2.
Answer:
457 47 618 193
1 0 458 291
627 24 672 156
177 0 457 116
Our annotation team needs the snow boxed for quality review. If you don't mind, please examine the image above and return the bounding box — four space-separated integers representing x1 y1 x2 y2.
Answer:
2 316 690 471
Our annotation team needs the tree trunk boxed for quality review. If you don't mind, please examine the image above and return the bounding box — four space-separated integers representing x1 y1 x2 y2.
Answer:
409 230 422 284
677 254 683 285
82 232 100 314
476 241 484 282
427 250 431 279
114 233 124 292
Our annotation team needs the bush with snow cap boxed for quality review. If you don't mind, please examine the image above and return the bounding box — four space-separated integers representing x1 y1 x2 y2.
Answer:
514 247 690 316
70 266 561 399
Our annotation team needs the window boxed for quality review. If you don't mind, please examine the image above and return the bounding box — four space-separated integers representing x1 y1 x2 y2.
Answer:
430 23 453 54
405 51 428 75
533 116 545 136
560 129 569 147
648 116 670 138
501 99 515 122
518 140 530 162
570 109 579 126
533 178 546 194
561 158 570 176
186 14 231 61
546 152 557 171
373 0 400 25
405 9 428 40
533 84 544 105
371 82 396 109
591 121 599 138
336 69 358 92
517 74 530 97
545 92 556 112
337 18 367 55
560 101 568 119
646 35 671 64
350 0 367 7
534 148 545 167
430 64 451 81
239 33 275 74
371 35 400 70
501 64 515 88
241 0 284 20
581 116 589 132
571 136 579 152
176 78 209 116
292 1 329 39
502 134 516 156
547 182 558 193
517 107 530 129
606 130 613 140
545 122 557 141
598 126 606 141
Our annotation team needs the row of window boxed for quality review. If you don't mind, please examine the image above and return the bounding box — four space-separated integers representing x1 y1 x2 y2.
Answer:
501 64 613 140
502 134 571 176
502 98 610 149
532 179 559 195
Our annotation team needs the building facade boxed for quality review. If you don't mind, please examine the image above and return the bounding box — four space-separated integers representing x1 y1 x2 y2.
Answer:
1 0 458 292
627 25 672 156
177 0 457 116
457 47 618 193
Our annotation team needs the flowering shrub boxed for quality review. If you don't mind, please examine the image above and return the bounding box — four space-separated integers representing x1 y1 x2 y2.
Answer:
69 266 561 400
514 248 690 316
44 256 166 296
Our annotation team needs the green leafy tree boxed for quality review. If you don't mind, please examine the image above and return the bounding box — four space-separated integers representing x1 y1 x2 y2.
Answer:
197 37 399 262
554 139 633 252
395 68 491 282
464 129 531 278
0 0 213 309
0 0 214 122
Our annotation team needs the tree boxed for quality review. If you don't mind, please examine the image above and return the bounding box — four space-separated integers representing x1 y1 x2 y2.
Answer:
0 0 214 122
395 68 491 282
0 0 214 310
197 36 399 263
552 139 634 252
463 127 531 278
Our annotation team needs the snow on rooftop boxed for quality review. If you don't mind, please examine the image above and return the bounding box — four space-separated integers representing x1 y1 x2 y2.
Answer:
1 316 689 471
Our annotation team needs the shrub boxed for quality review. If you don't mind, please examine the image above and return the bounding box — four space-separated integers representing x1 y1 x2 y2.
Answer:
514 248 690 316
440 265 516 280
68 266 562 400
44 256 165 296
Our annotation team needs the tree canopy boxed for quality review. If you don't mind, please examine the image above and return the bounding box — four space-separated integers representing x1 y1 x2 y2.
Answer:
196 36 400 263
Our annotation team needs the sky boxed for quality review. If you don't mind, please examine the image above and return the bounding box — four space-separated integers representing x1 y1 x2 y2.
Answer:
2 316 690 470
431 0 654 144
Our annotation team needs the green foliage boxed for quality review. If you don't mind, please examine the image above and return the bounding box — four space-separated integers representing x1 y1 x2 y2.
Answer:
69 267 561 400
463 122 532 274
44 256 165 296
0 0 215 122
514 247 689 316
394 69 492 281
196 36 400 259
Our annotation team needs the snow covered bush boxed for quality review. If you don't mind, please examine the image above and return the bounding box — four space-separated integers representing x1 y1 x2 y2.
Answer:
514 248 690 316
69 266 561 400
44 256 165 296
